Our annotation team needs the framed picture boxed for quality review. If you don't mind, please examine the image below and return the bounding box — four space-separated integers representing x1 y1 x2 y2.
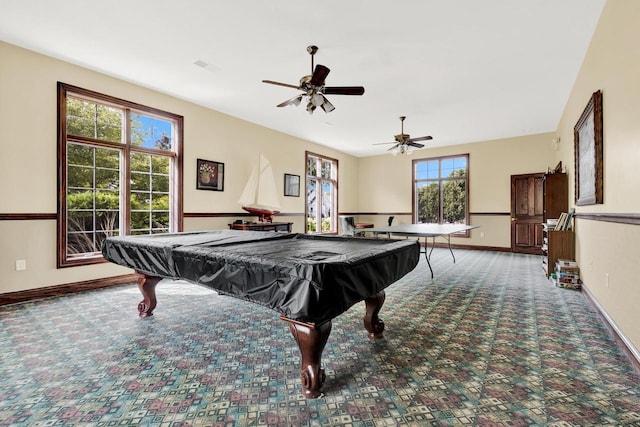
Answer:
197 159 224 191
284 173 300 197
574 90 603 206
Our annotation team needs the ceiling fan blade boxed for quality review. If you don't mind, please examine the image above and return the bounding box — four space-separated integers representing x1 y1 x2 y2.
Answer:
387 144 400 151
372 142 396 146
276 94 303 108
407 136 433 143
324 86 365 95
309 64 330 86
407 142 425 149
262 80 300 90
320 96 335 113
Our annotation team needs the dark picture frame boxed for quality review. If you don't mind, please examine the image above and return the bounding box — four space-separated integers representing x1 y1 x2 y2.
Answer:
196 159 224 191
574 90 603 206
284 173 300 197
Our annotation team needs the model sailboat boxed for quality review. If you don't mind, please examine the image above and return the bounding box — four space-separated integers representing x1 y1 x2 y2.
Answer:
238 154 281 222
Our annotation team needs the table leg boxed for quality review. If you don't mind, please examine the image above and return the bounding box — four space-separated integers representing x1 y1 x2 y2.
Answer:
423 237 434 279
136 274 162 318
281 317 332 399
446 235 456 263
363 291 386 339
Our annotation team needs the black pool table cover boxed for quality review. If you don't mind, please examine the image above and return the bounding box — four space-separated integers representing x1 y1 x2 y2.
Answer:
102 230 420 323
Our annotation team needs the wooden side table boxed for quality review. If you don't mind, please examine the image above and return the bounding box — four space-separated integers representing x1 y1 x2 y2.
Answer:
229 222 293 232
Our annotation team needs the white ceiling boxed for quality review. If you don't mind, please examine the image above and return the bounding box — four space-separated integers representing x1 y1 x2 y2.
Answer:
0 0 605 157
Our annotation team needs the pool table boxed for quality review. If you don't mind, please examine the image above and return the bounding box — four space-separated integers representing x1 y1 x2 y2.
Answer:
102 230 420 398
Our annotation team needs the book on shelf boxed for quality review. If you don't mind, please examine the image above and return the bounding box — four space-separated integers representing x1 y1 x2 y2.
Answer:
555 208 575 231
544 218 558 231
555 213 567 230
556 259 578 268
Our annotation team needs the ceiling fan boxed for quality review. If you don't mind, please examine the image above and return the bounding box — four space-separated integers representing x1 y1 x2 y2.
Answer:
262 45 365 114
374 116 433 155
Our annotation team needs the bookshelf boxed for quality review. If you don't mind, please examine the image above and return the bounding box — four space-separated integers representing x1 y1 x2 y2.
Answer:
542 228 575 277
541 172 572 277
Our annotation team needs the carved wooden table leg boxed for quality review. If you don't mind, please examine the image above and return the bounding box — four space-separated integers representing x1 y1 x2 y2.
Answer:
364 291 386 339
136 274 162 318
281 316 332 399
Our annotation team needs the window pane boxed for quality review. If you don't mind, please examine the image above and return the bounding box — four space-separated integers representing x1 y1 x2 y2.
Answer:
321 181 332 232
441 159 454 177
67 232 97 255
307 157 317 177
417 182 440 223
321 160 332 179
95 168 119 189
66 98 122 143
305 154 337 234
131 192 150 210
152 174 169 192
68 211 94 233
130 113 173 150
442 179 466 224
68 165 94 189
306 178 317 232
152 212 170 230
152 156 170 174
95 189 119 210
152 194 169 211
96 147 120 169
131 172 151 191
415 160 439 180
414 155 468 225
67 189 94 209
130 211 150 232
68 144 93 166
129 152 171 234
67 98 96 138
66 144 121 257
96 210 120 234
452 157 467 176
131 152 150 172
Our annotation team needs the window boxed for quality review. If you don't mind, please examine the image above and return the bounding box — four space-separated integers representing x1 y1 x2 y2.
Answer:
305 152 338 233
57 83 183 267
413 154 469 228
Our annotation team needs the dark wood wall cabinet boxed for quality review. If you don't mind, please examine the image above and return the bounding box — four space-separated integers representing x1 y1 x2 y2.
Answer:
543 173 568 221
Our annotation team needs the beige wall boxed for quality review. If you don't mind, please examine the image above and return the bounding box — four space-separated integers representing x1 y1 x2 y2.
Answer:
0 41 358 293
358 133 557 248
555 0 640 356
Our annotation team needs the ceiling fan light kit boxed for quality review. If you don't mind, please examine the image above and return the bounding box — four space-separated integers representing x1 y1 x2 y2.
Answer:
262 45 365 115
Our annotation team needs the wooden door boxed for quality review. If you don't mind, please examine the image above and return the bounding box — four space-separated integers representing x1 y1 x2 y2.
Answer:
511 173 544 254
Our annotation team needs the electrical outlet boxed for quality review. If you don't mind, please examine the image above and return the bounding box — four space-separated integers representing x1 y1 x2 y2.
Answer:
480 232 485 238
15 259 26 271
605 272 609 288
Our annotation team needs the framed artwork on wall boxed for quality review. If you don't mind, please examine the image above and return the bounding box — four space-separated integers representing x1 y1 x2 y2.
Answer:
284 173 300 197
197 159 224 191
574 90 603 206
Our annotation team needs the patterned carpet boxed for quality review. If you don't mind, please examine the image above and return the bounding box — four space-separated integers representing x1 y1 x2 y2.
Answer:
1 249 640 426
